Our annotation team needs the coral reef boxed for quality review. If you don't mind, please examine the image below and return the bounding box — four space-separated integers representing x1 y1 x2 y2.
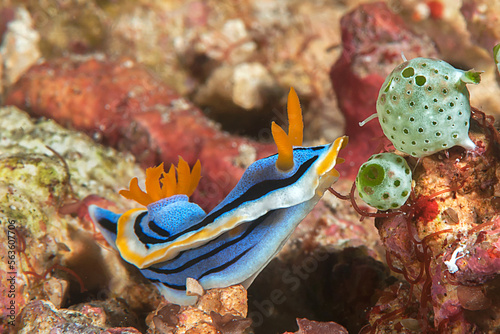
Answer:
0 106 256 333
361 112 500 333
0 106 161 332
4 0 349 140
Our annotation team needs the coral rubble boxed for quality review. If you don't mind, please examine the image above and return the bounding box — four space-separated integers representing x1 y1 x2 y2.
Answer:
147 285 250 334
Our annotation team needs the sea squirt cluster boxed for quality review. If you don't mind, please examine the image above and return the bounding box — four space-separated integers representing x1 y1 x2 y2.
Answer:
346 54 500 333
356 57 481 211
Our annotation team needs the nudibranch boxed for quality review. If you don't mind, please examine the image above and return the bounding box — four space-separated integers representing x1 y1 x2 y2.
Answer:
89 88 347 305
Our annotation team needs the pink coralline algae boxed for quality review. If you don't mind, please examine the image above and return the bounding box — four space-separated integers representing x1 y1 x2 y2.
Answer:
330 2 438 179
455 217 500 284
5 56 275 210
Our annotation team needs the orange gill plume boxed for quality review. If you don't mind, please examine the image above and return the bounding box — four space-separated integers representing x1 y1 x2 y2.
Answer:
119 158 201 206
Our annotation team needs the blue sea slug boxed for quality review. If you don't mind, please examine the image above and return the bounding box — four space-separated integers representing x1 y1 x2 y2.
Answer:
89 88 347 305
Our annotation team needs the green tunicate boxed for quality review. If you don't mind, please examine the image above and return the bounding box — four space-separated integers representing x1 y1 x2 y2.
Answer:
494 43 500 75
356 153 412 211
376 57 479 157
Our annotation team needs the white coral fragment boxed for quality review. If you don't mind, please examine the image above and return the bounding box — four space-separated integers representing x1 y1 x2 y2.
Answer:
444 245 466 274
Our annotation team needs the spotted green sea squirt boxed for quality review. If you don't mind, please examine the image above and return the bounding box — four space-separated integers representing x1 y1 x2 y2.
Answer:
356 153 412 210
367 57 480 157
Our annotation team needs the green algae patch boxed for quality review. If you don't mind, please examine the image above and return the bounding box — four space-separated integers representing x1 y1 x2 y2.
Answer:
0 105 142 242
0 185 49 236
0 106 141 207
0 154 68 200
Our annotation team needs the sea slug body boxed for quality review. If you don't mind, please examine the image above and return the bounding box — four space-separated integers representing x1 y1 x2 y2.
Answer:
89 88 347 305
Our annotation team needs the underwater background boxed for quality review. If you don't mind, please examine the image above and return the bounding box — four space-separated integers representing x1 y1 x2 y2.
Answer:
1 0 499 333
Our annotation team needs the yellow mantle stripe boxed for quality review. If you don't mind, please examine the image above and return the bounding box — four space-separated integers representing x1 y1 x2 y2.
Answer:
316 136 348 176
117 210 242 269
